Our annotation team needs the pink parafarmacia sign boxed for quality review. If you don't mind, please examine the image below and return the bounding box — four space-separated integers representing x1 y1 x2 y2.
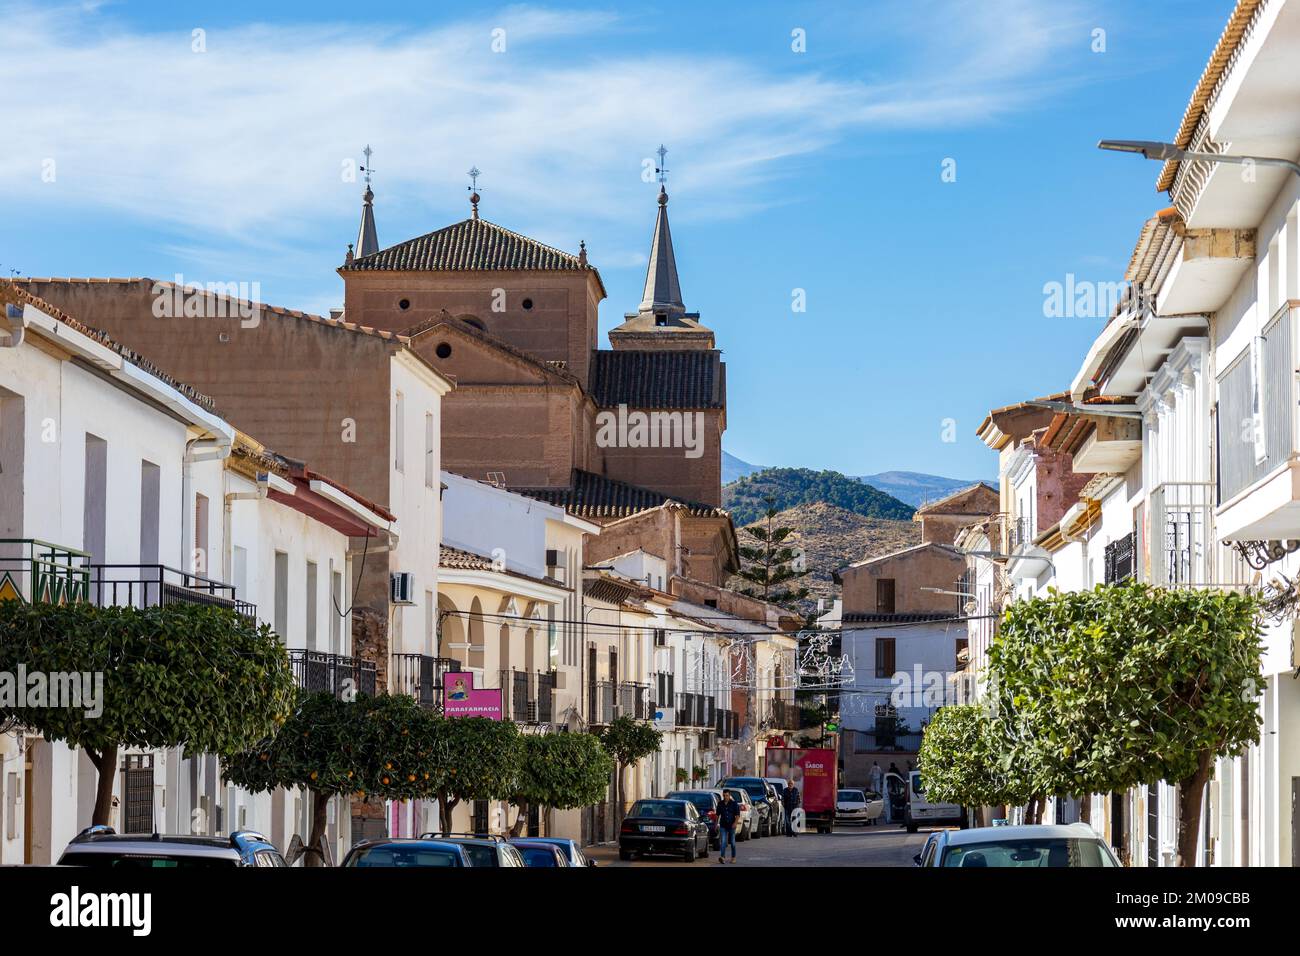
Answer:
442 671 502 720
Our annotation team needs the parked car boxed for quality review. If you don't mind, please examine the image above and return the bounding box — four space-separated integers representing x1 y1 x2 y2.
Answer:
917 823 1122 867
719 777 778 837
342 838 470 867
526 837 596 867
863 791 886 824
913 830 944 867
509 839 570 867
423 834 526 867
58 825 286 868
763 777 789 832
721 787 756 840
619 798 710 862
665 789 723 847
904 770 964 833
836 788 874 826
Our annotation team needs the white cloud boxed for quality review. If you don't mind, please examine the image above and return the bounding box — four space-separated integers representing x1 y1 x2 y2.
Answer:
1 1 1085 277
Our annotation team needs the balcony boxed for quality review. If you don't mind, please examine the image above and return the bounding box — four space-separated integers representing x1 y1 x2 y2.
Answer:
289 649 377 699
674 691 715 729
1217 302 1300 541
88 563 256 619
1007 515 1036 552
713 707 740 740
1149 482 1213 587
497 669 557 724
0 538 90 604
391 654 458 709
764 698 802 731
587 681 649 724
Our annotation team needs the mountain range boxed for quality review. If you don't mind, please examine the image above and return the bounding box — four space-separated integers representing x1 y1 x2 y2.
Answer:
722 451 993 508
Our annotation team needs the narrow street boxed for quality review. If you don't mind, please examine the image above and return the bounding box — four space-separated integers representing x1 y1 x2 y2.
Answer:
589 824 930 868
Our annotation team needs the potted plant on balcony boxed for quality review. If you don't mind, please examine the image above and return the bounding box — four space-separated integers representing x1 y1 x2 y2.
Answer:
0 601 295 829
674 767 689 787
691 765 707 785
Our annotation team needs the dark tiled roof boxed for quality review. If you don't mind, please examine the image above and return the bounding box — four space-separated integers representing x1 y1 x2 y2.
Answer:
584 577 647 607
842 612 957 624
343 217 605 288
512 469 726 520
589 349 724 409
439 545 563 589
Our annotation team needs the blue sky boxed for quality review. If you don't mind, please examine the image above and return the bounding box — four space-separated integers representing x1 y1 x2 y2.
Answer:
1 0 1235 479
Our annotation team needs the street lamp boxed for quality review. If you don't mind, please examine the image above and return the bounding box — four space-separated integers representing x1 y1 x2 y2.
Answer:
1097 139 1300 178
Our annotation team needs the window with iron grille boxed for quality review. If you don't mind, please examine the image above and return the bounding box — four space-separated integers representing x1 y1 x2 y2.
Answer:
473 800 490 835
1104 532 1135 584
121 753 154 834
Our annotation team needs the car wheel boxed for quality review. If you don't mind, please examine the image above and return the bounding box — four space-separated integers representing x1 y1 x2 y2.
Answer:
701 840 710 859
619 848 632 861
684 841 697 863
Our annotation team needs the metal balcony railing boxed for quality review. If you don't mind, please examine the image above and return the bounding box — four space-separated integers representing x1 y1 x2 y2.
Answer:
0 538 90 605
289 649 377 699
391 654 458 709
1149 482 1213 587
713 707 739 740
495 669 556 723
1007 515 1036 552
589 680 648 724
588 681 615 725
765 698 801 730
87 563 256 619
674 692 715 728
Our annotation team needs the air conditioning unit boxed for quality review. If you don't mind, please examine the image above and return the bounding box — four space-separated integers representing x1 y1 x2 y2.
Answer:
654 628 667 647
389 571 415 605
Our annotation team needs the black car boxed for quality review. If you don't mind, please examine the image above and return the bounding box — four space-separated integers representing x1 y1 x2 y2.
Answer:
665 789 722 848
619 799 710 862
58 825 286 868
422 833 526 867
342 838 470 867
719 777 778 837
509 839 571 867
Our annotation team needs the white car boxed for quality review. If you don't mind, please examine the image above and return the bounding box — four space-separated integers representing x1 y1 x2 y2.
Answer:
836 788 879 826
904 770 964 832
916 823 1121 867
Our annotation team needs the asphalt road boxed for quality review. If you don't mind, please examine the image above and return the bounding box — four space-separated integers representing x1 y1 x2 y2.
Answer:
587 823 930 867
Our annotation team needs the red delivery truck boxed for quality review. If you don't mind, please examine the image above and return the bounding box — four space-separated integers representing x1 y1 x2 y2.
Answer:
764 747 838 833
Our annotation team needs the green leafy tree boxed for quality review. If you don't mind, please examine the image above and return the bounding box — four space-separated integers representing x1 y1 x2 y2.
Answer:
0 600 294 827
735 498 810 610
597 715 662 816
989 583 1264 864
508 732 614 836
918 704 1027 812
430 716 522 836
223 693 441 865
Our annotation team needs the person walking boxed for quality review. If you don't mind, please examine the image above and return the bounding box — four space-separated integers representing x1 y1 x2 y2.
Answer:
716 790 741 863
783 777 801 837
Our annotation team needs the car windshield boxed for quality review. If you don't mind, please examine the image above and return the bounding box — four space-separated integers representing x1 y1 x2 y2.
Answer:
724 780 768 799
942 839 1117 868
460 844 501 867
346 845 460 867
670 793 713 810
838 790 864 801
630 801 686 818
59 851 237 869
520 847 559 867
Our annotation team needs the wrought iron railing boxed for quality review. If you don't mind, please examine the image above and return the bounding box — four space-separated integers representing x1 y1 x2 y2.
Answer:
496 668 557 723
1104 531 1135 584
86 563 255 619
588 681 648 723
713 707 739 739
675 691 714 728
588 681 615 725
765 698 801 730
1007 515 1035 552
289 649 377 699
0 538 90 604
1149 482 1213 587
391 654 457 708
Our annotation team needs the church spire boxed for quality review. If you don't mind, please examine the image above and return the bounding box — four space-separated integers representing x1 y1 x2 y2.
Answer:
354 145 379 259
638 146 684 316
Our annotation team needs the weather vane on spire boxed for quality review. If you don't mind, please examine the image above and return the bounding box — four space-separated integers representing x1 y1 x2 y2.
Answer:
360 145 375 188
467 165 482 218
655 145 669 186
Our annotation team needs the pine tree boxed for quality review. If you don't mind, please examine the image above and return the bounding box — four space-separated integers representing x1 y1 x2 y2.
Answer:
735 498 810 610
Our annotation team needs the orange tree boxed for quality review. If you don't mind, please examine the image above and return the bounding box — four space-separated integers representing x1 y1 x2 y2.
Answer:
597 715 662 817
508 731 613 835
0 600 294 827
989 583 1263 864
428 715 522 836
223 692 441 865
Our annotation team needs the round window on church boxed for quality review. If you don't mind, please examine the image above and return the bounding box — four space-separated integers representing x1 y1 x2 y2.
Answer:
435 342 452 359
399 298 411 310
522 298 534 311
